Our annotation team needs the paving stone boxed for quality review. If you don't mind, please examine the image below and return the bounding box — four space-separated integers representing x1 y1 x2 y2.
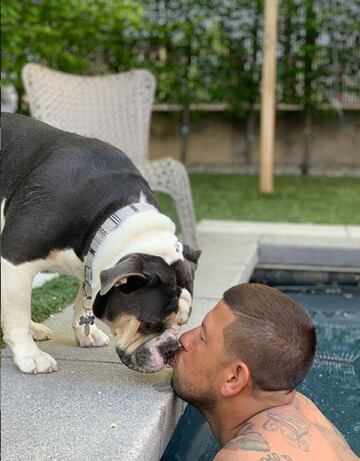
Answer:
1 298 220 461
346 226 360 238
1 358 179 461
198 220 349 238
194 231 258 298
258 235 360 268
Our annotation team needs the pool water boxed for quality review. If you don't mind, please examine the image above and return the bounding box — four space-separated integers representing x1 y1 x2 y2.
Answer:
161 284 360 459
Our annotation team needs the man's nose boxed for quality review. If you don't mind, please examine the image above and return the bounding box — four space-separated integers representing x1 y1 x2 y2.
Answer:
179 326 199 350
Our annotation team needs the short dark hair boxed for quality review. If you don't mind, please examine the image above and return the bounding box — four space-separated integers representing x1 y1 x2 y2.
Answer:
223 283 316 391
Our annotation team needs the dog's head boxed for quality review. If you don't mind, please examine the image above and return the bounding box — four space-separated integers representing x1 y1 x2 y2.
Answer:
92 245 200 372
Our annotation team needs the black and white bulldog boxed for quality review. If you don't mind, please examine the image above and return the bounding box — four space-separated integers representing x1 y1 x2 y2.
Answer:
1 113 200 374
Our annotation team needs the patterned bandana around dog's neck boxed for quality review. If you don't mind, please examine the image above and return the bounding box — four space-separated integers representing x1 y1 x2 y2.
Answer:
81 201 158 336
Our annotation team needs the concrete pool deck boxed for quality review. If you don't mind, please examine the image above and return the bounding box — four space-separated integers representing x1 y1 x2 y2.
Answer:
2 220 360 461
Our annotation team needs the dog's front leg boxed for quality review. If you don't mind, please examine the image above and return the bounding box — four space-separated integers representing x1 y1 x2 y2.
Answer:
72 286 110 347
1 258 58 373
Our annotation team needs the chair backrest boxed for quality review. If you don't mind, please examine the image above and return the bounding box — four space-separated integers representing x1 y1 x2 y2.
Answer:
22 64 156 164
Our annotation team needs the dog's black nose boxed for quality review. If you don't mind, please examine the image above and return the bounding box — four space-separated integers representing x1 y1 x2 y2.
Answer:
158 339 179 360
116 347 133 368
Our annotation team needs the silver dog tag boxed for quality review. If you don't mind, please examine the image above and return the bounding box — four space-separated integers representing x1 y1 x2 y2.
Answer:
79 313 95 336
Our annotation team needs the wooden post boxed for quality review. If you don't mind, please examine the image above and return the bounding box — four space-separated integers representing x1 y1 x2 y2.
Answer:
259 0 279 193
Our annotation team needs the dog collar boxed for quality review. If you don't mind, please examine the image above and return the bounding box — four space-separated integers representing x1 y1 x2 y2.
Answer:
81 201 158 335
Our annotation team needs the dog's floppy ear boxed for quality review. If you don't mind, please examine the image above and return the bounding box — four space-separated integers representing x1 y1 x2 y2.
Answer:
183 244 201 267
172 244 201 296
100 254 146 295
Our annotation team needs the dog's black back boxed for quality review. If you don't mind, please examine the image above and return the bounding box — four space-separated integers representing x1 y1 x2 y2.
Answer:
1 113 157 264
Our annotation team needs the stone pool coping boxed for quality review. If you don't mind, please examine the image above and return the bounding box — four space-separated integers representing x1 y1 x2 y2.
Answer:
2 220 360 461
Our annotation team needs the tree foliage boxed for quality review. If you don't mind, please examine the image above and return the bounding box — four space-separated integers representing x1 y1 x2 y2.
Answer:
2 0 359 113
1 0 143 95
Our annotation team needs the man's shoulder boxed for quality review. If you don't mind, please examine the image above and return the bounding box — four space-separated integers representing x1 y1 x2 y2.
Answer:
213 396 358 461
214 449 294 461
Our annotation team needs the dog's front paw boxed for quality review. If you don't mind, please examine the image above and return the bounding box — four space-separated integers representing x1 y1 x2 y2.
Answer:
14 348 58 374
31 321 53 341
74 325 110 348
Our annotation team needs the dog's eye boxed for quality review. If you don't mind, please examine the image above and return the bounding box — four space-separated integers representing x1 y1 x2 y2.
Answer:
140 322 164 334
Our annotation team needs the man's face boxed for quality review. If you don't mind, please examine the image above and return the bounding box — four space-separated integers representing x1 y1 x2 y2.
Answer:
170 300 237 410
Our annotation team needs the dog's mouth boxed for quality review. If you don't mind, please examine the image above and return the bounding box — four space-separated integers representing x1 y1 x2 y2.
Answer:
116 331 180 373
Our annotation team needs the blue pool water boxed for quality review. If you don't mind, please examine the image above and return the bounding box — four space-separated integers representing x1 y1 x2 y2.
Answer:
162 284 360 459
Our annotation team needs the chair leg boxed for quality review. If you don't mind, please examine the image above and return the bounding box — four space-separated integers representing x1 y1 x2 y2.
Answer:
140 158 199 249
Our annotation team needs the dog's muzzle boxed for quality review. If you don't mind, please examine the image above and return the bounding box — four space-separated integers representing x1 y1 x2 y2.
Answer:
116 330 179 373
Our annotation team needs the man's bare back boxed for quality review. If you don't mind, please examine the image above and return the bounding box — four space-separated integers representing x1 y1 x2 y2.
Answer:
215 393 358 461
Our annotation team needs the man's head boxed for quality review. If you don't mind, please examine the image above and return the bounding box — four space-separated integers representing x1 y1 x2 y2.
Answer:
171 283 316 411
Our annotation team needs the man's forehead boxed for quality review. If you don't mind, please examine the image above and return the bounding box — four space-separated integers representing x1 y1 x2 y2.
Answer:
203 299 236 329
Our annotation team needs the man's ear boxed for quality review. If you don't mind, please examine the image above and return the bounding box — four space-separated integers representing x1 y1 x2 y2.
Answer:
221 362 250 397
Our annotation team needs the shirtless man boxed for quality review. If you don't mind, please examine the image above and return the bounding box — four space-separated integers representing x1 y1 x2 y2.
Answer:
170 283 358 460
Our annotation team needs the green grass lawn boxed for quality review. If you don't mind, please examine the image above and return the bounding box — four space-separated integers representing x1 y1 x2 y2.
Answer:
2 174 358 348
31 275 80 323
159 174 360 225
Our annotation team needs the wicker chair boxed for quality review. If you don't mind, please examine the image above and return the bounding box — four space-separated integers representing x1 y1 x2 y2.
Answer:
22 63 198 248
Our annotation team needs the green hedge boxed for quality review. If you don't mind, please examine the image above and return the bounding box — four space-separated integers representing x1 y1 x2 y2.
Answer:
2 0 359 114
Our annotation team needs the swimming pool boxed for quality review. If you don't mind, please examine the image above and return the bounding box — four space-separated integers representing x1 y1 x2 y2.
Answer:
162 280 360 459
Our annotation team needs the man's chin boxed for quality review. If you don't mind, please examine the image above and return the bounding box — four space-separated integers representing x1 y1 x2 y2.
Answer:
170 374 188 401
170 375 181 397
170 367 197 402
170 376 216 412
